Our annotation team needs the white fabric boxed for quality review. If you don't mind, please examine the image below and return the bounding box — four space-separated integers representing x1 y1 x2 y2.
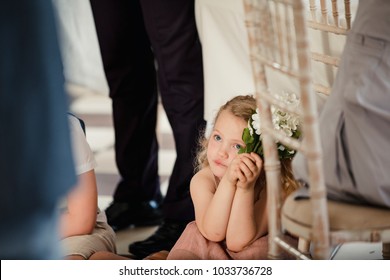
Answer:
68 115 97 175
67 115 108 223
52 0 109 95
195 0 358 125
196 0 255 123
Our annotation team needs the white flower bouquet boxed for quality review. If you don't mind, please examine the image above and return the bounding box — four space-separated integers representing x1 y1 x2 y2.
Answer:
239 92 301 159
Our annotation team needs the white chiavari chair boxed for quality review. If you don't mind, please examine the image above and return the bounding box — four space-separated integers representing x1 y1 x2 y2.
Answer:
243 0 390 260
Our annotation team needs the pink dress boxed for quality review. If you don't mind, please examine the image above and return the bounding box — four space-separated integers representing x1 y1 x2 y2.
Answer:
167 221 297 260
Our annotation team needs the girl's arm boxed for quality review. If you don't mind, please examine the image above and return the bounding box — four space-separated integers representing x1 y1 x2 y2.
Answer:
227 188 268 252
59 169 98 238
190 168 237 242
225 153 267 252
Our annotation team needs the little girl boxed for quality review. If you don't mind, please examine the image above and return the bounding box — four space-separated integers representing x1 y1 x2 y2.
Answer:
59 114 117 259
167 95 298 259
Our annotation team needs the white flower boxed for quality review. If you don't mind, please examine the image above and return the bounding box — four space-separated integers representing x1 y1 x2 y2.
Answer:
251 108 261 135
271 91 300 138
248 119 254 136
240 91 301 159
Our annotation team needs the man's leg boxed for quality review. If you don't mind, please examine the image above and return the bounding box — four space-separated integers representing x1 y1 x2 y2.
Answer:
129 0 206 258
90 0 163 230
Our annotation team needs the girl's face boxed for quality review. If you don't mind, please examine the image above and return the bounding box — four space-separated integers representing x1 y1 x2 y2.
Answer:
207 110 247 179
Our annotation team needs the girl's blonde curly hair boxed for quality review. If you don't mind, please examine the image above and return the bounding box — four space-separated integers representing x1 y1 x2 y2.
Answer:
195 95 299 197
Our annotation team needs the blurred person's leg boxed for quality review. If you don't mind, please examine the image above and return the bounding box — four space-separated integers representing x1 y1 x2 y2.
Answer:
90 0 163 231
292 1 390 208
0 0 76 259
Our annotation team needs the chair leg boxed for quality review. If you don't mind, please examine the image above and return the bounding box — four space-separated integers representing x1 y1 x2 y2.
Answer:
382 243 390 260
298 238 311 259
268 235 283 260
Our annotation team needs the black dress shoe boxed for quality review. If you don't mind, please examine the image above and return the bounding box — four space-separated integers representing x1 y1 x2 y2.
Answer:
105 200 163 231
128 220 188 259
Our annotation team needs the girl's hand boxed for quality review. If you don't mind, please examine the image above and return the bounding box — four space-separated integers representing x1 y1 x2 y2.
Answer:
236 153 262 190
226 153 262 189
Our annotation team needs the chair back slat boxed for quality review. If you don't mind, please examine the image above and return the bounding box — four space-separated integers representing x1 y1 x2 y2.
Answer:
243 0 330 259
307 0 353 96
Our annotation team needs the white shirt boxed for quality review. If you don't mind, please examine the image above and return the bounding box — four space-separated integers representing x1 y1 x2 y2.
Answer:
64 115 107 223
68 114 97 175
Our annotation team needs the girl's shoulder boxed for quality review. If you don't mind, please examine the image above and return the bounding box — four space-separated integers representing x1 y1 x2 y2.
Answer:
193 167 214 181
190 167 217 192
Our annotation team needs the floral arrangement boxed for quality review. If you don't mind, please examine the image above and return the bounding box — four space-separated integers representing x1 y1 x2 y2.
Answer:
239 92 301 159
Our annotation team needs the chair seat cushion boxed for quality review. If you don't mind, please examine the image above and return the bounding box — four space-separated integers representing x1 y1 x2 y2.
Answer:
282 192 390 240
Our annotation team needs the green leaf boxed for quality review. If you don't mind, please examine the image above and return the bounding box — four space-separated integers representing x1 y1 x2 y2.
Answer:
242 128 253 143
